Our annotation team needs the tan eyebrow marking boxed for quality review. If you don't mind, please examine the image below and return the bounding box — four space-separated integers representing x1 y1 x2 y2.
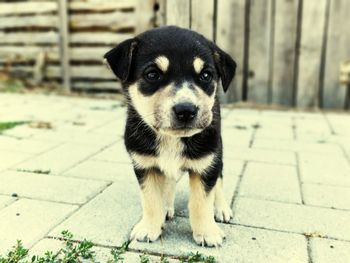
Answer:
193 57 205 74
155 56 170 72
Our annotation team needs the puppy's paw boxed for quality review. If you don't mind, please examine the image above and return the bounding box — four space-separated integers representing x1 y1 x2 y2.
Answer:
214 205 233 223
193 223 225 247
165 207 174 220
130 220 162 242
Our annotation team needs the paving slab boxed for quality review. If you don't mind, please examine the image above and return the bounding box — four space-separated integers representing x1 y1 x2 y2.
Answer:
0 170 109 204
253 138 342 154
299 152 350 186
303 183 350 210
0 196 16 210
233 197 350 241
224 147 295 165
15 143 107 175
0 137 60 154
310 238 350 263
63 159 135 182
130 217 308 263
239 162 302 203
0 150 33 171
0 199 77 254
91 140 131 164
49 182 141 247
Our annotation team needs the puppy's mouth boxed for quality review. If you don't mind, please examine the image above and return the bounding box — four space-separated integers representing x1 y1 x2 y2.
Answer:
158 127 203 137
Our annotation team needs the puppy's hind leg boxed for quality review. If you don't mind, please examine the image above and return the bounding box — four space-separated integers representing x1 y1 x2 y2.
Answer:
214 177 233 223
131 169 165 242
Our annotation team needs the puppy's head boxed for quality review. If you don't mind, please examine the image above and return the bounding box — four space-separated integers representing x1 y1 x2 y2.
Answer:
104 26 236 137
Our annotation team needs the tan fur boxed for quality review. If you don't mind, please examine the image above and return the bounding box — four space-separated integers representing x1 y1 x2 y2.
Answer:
193 57 205 74
189 172 225 247
130 170 165 242
155 56 170 73
214 178 233 222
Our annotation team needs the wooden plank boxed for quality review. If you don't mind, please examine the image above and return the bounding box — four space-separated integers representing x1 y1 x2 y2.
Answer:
70 32 133 44
296 0 327 108
271 0 299 106
322 0 350 108
0 46 58 63
247 0 273 104
69 47 110 61
72 81 122 90
70 12 135 30
135 0 154 34
0 32 58 44
0 2 57 15
191 0 214 40
216 0 245 103
58 0 70 92
166 0 190 28
46 66 115 79
69 0 136 11
0 15 58 29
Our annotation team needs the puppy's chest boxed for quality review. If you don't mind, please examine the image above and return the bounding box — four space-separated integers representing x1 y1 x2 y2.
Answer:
131 136 214 179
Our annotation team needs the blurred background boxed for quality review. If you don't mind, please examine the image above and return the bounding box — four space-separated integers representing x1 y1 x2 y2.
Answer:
0 0 349 109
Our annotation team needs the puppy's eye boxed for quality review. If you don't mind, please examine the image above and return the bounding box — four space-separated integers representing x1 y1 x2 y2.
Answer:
144 69 161 82
199 70 213 82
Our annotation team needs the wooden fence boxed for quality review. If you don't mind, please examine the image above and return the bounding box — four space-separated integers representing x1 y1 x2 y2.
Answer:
1 0 349 109
0 0 154 92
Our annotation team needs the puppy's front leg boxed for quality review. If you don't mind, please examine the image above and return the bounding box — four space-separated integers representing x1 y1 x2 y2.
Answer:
189 172 225 247
131 169 165 242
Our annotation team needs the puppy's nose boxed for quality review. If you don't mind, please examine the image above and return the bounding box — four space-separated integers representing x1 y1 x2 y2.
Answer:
173 103 198 122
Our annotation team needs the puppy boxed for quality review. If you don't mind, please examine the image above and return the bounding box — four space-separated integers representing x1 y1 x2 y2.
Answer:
104 26 236 247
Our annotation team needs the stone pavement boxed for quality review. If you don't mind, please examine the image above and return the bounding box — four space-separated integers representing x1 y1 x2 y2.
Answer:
0 93 350 262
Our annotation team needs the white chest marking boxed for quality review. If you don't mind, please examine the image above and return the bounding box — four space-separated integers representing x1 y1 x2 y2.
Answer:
130 135 215 180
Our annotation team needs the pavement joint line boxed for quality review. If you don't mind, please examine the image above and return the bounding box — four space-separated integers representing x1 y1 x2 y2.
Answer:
57 140 121 175
90 158 131 165
291 116 297 140
302 181 350 189
238 195 350 213
28 205 81 251
306 236 314 263
86 114 125 133
6 141 66 171
229 161 248 214
295 152 305 204
336 143 350 166
0 194 83 206
225 158 296 166
323 113 337 135
30 182 115 250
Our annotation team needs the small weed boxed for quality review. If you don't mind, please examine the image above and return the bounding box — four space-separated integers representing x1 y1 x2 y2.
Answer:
0 232 216 263
139 254 150 263
0 121 27 134
179 252 217 263
108 241 130 263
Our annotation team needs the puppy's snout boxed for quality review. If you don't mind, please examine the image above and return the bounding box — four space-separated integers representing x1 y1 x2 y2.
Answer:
173 103 198 122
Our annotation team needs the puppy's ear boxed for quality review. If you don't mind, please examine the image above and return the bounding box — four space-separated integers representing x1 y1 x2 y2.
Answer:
104 39 137 82
212 45 236 92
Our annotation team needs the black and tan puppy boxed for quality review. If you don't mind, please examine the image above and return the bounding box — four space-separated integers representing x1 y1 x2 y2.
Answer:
104 26 236 247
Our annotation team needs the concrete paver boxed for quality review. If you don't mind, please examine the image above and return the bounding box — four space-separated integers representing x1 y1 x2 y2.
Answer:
0 196 16 210
239 162 302 203
0 171 109 204
310 238 350 263
233 197 350 241
0 199 77 253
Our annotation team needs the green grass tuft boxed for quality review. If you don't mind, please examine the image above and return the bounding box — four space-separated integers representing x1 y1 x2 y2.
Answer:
0 121 27 134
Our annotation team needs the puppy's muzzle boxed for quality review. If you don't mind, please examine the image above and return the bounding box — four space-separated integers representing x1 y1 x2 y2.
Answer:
173 102 198 123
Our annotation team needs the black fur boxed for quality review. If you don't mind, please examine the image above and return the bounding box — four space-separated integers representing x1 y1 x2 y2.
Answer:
105 26 236 193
